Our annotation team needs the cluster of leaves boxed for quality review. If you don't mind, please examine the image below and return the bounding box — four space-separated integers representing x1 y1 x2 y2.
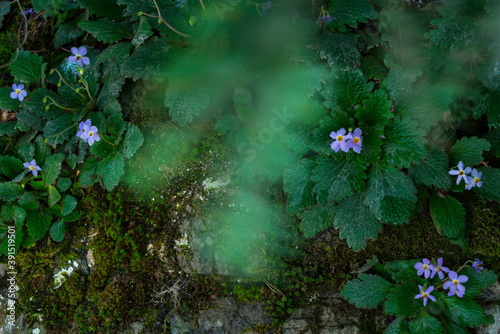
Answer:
341 257 498 333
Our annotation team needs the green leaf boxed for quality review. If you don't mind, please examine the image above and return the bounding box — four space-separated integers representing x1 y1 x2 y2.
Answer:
0 1 10 30
90 138 115 159
0 155 23 178
0 182 25 201
97 42 132 63
216 115 239 135
355 89 393 132
0 122 18 137
385 317 410 334
106 113 127 139
9 50 44 84
361 55 388 80
321 67 373 110
442 296 485 327
283 159 315 214
34 135 51 165
312 157 367 205
54 11 88 49
42 153 65 187
164 85 210 125
384 282 421 318
384 259 420 283
429 15 483 51
383 117 427 168
364 164 417 225
123 123 144 159
43 113 74 146
316 32 361 67
429 192 465 240
17 192 39 211
327 0 377 32
121 38 171 82
57 178 72 192
341 273 392 308
61 195 77 216
63 210 80 222
408 312 443 334
0 204 26 225
18 143 35 162
79 19 133 44
448 137 490 167
310 115 353 155
485 128 500 157
0 87 21 111
460 267 498 297
48 185 61 207
409 146 452 190
25 207 53 241
76 0 126 20
474 167 500 201
442 320 467 334
132 16 153 46
49 220 65 242
0 226 23 256
297 204 337 238
79 156 99 187
233 87 253 105
334 192 382 251
97 154 125 191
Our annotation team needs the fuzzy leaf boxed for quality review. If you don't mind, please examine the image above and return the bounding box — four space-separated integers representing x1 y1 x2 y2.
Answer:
165 85 210 125
54 11 88 49
448 137 491 167
0 87 21 111
384 282 421 318
384 259 420 283
383 117 426 168
364 164 417 225
297 204 337 238
216 115 239 135
361 55 388 80
442 320 467 334
460 267 498 297
18 143 35 162
283 159 315 214
76 0 125 19
341 273 392 308
321 67 373 110
474 167 500 201
9 50 44 84
316 32 361 67
43 113 74 146
121 38 171 82
312 157 367 205
327 0 377 32
42 153 65 187
123 123 144 158
429 192 465 240
409 146 451 190
61 195 77 216
0 1 10 29
0 226 23 256
442 296 485 327
97 154 125 191
49 220 65 242
97 42 132 63
334 192 382 251
48 185 61 207
132 16 153 46
355 89 393 131
485 128 500 157
0 155 23 179
17 192 39 211
385 317 410 334
79 157 99 187
25 207 53 241
107 113 127 138
57 178 72 192
0 182 25 201
79 19 133 43
408 312 443 334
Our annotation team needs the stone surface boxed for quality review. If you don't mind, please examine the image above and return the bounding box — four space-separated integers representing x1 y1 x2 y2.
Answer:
477 304 500 334
476 281 500 302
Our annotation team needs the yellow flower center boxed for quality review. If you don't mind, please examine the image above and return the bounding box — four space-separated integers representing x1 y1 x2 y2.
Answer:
423 292 428 299
336 135 343 141
88 131 94 137
459 170 464 175
77 55 82 60
423 264 428 270
436 266 441 272
477 263 482 268
353 137 360 144
16 89 21 95
453 279 459 286
29 166 34 170
474 177 480 184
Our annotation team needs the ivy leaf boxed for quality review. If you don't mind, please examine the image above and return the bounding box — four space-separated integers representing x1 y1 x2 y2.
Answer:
0 87 21 111
61 195 77 216
327 0 378 32
312 157 367 205
25 207 53 241
123 123 144 158
408 312 443 334
132 16 153 46
384 282 421 318
79 19 133 43
0 182 25 201
316 32 361 67
42 153 65 187
355 89 393 132
409 145 452 190
429 192 465 240
442 296 485 327
283 159 315 214
341 274 392 308
297 204 337 238
364 164 417 225
385 317 410 334
461 267 498 297
473 167 500 201
49 220 65 242
121 38 171 82
9 50 44 84
48 185 61 207
383 117 426 168
76 0 126 20
0 155 23 178
97 154 125 191
333 192 382 251
448 137 490 167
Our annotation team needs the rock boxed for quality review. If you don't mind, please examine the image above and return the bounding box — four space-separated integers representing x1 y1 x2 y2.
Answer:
476 281 500 302
477 304 500 334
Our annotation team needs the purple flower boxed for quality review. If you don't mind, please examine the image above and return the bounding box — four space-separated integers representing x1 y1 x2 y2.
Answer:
414 285 436 306
465 168 482 190
430 257 450 279
76 119 92 142
21 8 36 15
448 161 471 185
10 84 28 102
80 125 100 146
316 15 336 26
69 47 90 66
23 159 41 177
443 271 468 297
414 258 434 279
262 1 272 14
472 259 484 273
348 128 363 154
330 128 352 153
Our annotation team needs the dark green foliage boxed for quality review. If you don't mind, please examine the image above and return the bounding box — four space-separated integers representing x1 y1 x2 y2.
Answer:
429 192 466 240
9 50 44 84
341 273 392 308
79 19 133 44
448 137 491 167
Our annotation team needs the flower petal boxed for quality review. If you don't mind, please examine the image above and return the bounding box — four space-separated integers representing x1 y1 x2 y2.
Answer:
68 56 77 63
17 84 24 90
21 90 27 97
18 94 24 102
458 161 464 170
458 275 468 283
79 47 87 56
82 57 90 65
71 47 79 55
449 170 460 175
10 91 18 99
12 83 17 90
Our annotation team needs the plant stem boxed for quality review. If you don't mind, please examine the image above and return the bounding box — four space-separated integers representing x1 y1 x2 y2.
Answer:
52 69 87 99
150 0 191 37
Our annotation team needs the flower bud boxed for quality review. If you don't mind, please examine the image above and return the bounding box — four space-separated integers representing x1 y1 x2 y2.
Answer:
137 11 142 16
158 19 162 24
45 105 50 110
57 82 61 87
43 97 47 103
50 69 55 74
